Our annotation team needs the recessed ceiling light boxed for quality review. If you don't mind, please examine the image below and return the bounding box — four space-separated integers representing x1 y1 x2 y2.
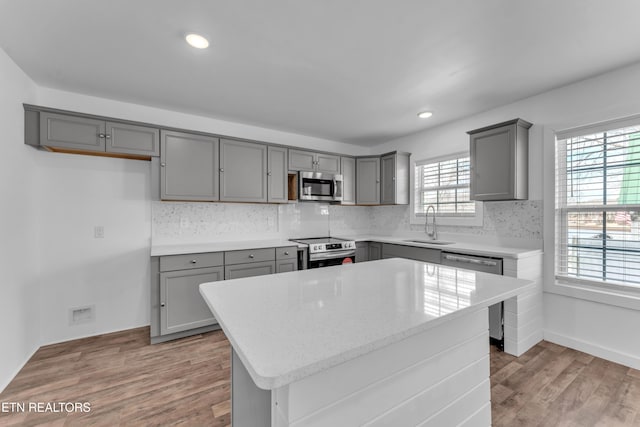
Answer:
185 33 209 49
417 111 433 119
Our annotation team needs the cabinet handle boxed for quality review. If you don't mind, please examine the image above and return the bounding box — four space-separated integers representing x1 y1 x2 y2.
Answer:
249 254 255 259
190 259 197 264
105 134 111 139
284 251 289 255
98 133 106 138
392 176 396 181
267 171 272 176
160 162 166 167
161 303 165 307
376 180 380 183
220 168 224 172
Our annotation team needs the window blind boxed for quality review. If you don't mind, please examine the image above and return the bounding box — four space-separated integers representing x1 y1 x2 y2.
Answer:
415 154 474 216
556 120 640 289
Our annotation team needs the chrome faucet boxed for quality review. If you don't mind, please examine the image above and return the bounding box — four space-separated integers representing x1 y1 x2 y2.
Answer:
425 205 437 240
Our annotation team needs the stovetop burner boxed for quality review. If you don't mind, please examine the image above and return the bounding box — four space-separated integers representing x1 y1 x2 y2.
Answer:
290 237 349 245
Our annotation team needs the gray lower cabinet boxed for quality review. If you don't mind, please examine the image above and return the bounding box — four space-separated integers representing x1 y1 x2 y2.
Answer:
381 243 441 263
468 118 531 201
159 266 223 335
356 157 381 205
276 246 298 273
341 156 356 205
268 146 288 203
381 152 410 205
356 241 369 262
220 139 268 202
37 111 159 156
288 149 341 174
225 261 276 280
369 242 382 260
161 130 219 201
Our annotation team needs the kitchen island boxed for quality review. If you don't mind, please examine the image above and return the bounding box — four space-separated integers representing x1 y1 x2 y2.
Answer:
200 258 535 426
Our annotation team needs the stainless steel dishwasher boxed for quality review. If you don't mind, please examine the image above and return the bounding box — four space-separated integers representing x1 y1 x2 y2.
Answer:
441 252 505 348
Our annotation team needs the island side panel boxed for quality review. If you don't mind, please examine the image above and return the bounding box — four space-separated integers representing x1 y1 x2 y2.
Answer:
232 349 271 427
272 308 491 427
503 253 544 356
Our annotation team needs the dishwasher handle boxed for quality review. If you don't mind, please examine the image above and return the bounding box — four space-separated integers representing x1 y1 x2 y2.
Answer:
442 254 499 267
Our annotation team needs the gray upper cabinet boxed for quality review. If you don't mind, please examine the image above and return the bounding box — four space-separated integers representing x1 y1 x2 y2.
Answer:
468 119 531 201
38 111 159 157
316 153 341 174
356 157 381 205
380 152 410 205
40 112 106 152
288 149 316 171
341 156 356 205
105 121 160 156
161 130 219 201
288 149 340 174
267 146 288 203
220 139 268 203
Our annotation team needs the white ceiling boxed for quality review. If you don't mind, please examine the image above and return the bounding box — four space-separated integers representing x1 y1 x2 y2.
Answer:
2 0 640 146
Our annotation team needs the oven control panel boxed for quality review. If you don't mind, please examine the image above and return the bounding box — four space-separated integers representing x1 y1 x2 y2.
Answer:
309 241 356 253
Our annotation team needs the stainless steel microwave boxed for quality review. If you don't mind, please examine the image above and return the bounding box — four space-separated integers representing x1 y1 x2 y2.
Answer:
298 172 343 202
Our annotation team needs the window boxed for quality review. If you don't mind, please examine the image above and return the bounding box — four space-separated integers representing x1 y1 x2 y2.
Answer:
556 117 640 290
415 154 475 217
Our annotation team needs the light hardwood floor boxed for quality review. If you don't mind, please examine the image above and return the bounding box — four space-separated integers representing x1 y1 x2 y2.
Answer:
1 327 639 426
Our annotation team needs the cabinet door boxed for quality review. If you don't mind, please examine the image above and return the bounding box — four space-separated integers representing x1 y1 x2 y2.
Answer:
268 146 288 203
356 242 369 262
160 130 219 201
316 153 341 174
369 242 382 260
40 112 106 152
276 259 297 273
470 125 515 200
159 266 223 335
382 243 440 263
220 139 268 202
288 149 316 172
356 157 381 205
380 154 396 204
225 261 276 280
341 156 356 205
106 121 159 157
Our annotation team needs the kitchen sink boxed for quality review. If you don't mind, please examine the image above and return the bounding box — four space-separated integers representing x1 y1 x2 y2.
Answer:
403 239 455 245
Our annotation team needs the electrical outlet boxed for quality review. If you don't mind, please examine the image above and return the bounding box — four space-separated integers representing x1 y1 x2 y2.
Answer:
69 305 95 325
94 226 104 238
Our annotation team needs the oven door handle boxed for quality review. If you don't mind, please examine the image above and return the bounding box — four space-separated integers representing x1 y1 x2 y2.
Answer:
309 250 355 261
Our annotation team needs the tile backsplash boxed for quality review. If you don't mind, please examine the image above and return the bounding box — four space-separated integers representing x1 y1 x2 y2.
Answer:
152 200 542 243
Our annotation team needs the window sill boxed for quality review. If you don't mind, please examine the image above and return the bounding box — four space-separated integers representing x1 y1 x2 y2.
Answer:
547 279 640 311
411 202 484 227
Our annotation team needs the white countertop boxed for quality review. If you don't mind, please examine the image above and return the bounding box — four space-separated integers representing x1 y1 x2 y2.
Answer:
199 258 534 390
151 239 304 256
337 234 542 259
152 234 541 259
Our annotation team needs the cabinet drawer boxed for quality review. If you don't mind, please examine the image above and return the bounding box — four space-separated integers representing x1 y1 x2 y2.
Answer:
225 261 276 280
225 248 275 265
160 252 224 272
276 246 297 260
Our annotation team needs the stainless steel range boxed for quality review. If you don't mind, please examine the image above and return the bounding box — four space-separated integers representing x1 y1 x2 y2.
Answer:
289 237 356 268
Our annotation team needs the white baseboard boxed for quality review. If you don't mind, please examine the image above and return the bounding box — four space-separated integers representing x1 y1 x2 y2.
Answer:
0 344 39 394
544 330 640 370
